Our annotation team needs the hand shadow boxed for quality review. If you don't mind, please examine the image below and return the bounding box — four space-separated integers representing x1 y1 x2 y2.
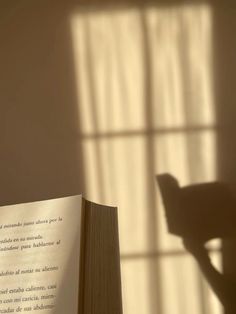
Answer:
156 173 236 312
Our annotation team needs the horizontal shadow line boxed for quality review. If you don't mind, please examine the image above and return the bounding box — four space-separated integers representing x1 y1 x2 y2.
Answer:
121 248 221 260
78 124 218 140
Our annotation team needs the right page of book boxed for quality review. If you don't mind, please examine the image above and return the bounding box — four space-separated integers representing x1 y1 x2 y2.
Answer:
0 195 82 314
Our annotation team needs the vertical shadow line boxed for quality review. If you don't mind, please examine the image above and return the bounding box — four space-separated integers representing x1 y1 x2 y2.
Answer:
140 7 163 314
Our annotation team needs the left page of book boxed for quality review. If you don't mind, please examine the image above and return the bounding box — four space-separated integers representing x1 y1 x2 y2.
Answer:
0 195 82 314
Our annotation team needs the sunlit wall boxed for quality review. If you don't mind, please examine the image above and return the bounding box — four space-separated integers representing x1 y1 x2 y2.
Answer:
70 4 221 314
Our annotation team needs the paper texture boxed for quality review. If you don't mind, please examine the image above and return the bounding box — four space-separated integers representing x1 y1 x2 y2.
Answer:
0 195 82 314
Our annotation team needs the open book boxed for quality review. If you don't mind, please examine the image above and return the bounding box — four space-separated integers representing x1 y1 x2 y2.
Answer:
0 195 123 314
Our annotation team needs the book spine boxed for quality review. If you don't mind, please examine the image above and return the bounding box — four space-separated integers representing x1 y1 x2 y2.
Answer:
78 198 88 314
79 199 123 314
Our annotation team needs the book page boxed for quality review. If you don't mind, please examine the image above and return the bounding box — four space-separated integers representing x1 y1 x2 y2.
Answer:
0 195 82 314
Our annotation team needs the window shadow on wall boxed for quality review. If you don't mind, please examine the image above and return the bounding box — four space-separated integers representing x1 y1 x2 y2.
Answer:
1 1 231 314
68 1 221 314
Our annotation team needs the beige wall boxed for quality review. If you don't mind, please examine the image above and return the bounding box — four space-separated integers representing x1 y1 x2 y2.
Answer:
213 3 236 292
2 0 236 200
0 0 84 204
